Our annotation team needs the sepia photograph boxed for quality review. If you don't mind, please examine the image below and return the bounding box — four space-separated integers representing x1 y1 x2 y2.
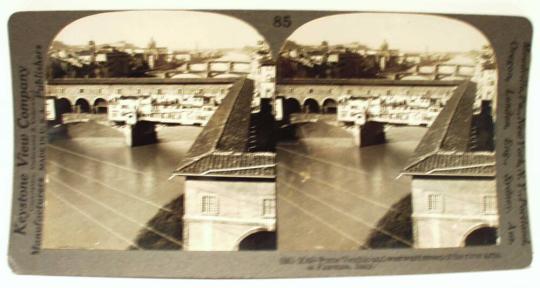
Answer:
274 13 498 250
42 11 498 252
44 10 275 251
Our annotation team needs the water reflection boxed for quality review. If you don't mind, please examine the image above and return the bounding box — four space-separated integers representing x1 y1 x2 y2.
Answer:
43 124 200 249
43 121 426 251
277 124 426 250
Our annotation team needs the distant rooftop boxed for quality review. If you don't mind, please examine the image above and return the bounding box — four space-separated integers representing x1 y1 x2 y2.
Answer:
402 81 496 177
47 77 238 85
278 78 463 87
214 51 253 63
172 78 276 179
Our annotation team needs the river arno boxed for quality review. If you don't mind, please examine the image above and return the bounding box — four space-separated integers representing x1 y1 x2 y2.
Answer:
277 123 426 250
42 121 426 250
43 123 200 249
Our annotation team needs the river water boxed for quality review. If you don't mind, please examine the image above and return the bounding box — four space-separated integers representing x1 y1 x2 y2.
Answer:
43 124 200 249
43 121 426 250
277 123 426 250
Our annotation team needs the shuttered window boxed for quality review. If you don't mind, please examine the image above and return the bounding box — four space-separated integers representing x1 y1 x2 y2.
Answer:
483 195 497 214
427 194 443 212
262 199 276 217
201 195 219 215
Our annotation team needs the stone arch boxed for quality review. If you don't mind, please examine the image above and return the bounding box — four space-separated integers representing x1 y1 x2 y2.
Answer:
303 98 320 113
322 98 337 114
74 98 91 113
284 97 301 115
93 98 108 114
236 228 277 251
462 225 498 246
56 98 73 115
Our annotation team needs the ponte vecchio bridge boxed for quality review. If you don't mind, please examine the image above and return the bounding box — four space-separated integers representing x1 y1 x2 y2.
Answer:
394 63 476 80
149 60 253 78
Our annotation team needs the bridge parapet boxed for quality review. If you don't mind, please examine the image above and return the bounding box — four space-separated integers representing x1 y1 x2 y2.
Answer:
61 113 108 124
288 113 337 125
396 63 476 80
180 60 252 78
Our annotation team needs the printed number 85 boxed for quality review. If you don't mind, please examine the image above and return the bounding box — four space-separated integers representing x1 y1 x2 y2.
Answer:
273 16 291 28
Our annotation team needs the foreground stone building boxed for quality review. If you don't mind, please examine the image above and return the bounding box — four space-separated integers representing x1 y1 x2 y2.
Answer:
171 78 277 251
402 81 498 248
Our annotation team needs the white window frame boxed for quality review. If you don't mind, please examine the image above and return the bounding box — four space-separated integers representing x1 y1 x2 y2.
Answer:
427 193 444 213
201 195 219 216
482 195 497 215
262 198 276 217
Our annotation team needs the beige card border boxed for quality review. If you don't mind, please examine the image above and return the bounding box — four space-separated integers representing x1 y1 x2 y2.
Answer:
7 10 533 278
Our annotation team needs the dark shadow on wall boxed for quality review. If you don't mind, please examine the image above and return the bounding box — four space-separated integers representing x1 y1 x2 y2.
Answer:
239 231 277 250
130 195 184 250
364 194 412 249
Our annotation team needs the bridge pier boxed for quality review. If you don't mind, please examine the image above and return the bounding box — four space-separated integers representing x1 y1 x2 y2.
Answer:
349 121 386 147
123 121 157 147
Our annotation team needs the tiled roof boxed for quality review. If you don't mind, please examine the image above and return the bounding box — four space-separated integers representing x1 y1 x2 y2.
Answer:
402 81 496 177
173 152 275 178
173 78 276 178
182 78 253 156
403 152 495 177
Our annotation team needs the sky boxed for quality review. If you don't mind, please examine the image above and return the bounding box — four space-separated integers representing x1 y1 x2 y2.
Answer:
54 11 490 53
287 13 491 53
53 11 264 50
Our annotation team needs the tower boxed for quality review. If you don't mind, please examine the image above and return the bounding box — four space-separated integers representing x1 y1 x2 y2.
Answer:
88 40 96 63
379 39 390 71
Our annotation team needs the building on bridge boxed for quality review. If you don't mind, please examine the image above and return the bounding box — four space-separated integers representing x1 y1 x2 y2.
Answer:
171 78 277 251
45 77 242 146
275 78 479 147
401 81 498 248
45 77 237 120
335 83 459 127
476 62 497 117
254 59 277 100
276 78 459 117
